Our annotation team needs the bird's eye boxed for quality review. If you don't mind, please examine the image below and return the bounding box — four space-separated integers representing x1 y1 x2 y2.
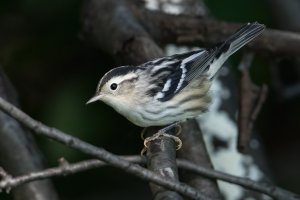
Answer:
110 83 118 90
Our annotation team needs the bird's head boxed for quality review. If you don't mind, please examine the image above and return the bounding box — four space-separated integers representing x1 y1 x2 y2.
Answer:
86 65 139 107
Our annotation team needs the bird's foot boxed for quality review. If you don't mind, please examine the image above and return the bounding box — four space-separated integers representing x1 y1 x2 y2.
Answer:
140 123 182 155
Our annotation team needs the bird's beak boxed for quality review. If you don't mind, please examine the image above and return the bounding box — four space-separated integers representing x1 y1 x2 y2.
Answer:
86 95 103 105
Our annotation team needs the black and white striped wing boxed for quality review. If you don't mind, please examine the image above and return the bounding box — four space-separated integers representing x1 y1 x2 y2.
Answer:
146 49 215 102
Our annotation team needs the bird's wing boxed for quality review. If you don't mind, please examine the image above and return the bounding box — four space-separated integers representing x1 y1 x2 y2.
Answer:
145 49 215 102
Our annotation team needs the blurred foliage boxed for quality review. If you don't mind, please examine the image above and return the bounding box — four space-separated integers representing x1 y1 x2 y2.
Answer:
0 0 299 199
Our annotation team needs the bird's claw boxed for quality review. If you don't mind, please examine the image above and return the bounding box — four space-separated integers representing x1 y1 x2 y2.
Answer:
140 124 183 155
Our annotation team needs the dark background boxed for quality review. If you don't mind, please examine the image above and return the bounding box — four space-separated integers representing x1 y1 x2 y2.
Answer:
0 0 299 199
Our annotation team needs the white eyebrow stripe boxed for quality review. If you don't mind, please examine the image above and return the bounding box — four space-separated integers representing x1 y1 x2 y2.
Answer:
111 73 138 84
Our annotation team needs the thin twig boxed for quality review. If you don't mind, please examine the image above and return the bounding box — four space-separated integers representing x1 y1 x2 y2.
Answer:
176 160 300 200
0 97 210 200
237 53 268 153
251 84 268 121
238 53 256 153
0 156 299 200
0 156 141 193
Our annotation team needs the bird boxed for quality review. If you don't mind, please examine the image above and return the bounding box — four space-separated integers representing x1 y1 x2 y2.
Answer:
87 22 265 134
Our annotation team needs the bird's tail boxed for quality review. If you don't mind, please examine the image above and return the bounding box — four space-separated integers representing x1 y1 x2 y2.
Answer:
207 22 265 79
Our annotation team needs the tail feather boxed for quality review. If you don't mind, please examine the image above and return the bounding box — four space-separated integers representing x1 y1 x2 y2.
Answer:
207 22 265 79
223 22 265 56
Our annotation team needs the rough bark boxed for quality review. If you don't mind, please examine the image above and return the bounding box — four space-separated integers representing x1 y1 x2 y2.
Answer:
144 127 183 200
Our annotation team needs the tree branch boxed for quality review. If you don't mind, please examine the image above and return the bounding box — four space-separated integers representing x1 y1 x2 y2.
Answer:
131 7 300 57
1 154 299 200
0 156 141 192
177 160 300 200
81 0 163 65
0 96 211 200
143 127 183 200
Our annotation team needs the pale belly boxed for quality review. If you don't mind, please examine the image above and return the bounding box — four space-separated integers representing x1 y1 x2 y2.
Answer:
123 99 208 127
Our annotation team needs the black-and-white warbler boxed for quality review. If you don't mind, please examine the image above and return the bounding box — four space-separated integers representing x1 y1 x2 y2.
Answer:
87 22 265 128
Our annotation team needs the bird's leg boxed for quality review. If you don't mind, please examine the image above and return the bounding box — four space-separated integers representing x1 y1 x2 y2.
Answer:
140 123 181 140
143 122 182 151
158 122 182 136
